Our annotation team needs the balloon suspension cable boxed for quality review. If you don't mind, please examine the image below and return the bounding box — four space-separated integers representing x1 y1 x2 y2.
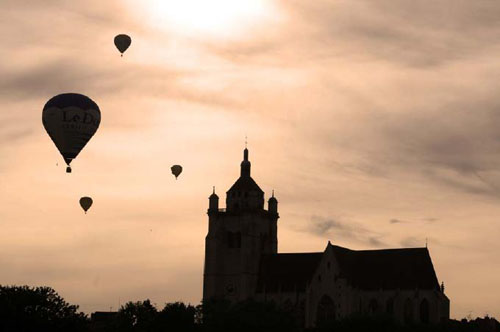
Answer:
121 53 123 57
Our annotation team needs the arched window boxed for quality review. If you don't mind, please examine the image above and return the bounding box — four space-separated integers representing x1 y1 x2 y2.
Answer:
386 298 394 315
368 299 378 315
316 295 335 326
404 299 413 324
420 299 430 324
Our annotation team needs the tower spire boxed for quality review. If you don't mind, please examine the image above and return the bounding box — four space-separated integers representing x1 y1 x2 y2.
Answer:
241 142 250 177
244 147 249 161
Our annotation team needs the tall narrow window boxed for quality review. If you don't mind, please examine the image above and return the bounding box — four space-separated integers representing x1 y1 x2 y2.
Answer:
420 299 429 324
235 232 241 248
369 299 378 315
404 299 413 324
227 231 234 248
386 298 394 315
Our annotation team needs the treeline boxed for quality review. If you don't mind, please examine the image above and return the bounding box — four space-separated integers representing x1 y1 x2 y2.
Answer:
0 285 498 332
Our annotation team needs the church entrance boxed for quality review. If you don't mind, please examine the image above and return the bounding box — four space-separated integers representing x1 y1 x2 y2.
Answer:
316 295 336 326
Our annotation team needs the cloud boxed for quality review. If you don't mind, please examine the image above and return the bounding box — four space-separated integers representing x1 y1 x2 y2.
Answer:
308 216 388 248
204 0 500 68
193 1 500 200
400 236 424 248
308 216 348 236
368 237 386 247
390 218 438 224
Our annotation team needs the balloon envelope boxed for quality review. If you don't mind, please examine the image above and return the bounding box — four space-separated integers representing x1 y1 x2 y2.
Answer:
114 34 131 55
80 197 93 213
42 93 101 173
171 165 183 179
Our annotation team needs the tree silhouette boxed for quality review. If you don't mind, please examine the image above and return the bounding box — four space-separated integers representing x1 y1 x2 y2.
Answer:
199 298 300 332
115 300 157 332
0 285 87 332
157 302 196 331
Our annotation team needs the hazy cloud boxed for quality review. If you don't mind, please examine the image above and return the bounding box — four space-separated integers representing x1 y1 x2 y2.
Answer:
400 236 424 248
308 216 388 248
390 218 438 224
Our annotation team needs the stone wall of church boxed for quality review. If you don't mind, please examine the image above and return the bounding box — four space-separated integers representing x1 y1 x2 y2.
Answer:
305 274 449 327
204 210 278 302
303 246 450 328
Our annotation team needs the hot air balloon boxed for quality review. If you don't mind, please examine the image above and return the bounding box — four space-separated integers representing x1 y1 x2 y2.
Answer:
171 165 182 180
114 34 131 57
80 196 93 214
42 93 101 173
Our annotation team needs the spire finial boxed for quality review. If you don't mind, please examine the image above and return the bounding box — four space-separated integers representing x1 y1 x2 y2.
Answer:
245 135 247 149
213 186 215 194
243 145 249 162
240 144 251 177
272 189 275 197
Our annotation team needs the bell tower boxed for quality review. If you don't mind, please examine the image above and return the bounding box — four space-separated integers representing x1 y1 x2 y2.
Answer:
203 147 279 302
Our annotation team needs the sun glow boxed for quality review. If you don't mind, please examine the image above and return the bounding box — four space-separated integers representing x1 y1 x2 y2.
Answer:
140 0 279 38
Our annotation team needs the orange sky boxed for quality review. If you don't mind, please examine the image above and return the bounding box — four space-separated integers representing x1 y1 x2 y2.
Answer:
1 0 500 318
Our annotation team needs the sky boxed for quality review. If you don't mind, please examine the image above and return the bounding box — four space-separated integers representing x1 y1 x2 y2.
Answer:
1 0 499 318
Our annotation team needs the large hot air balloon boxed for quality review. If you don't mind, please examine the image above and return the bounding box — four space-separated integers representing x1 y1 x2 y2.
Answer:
80 196 93 214
114 34 131 57
171 165 182 180
42 93 101 173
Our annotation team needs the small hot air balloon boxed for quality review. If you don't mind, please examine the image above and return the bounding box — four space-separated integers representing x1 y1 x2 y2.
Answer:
80 196 93 214
114 34 131 57
42 93 101 173
171 165 182 180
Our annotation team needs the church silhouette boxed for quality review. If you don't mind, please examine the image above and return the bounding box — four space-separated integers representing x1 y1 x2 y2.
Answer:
203 148 450 328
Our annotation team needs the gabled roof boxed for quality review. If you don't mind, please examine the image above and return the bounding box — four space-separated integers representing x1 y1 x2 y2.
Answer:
256 252 323 293
256 245 441 294
331 245 440 290
227 176 263 194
